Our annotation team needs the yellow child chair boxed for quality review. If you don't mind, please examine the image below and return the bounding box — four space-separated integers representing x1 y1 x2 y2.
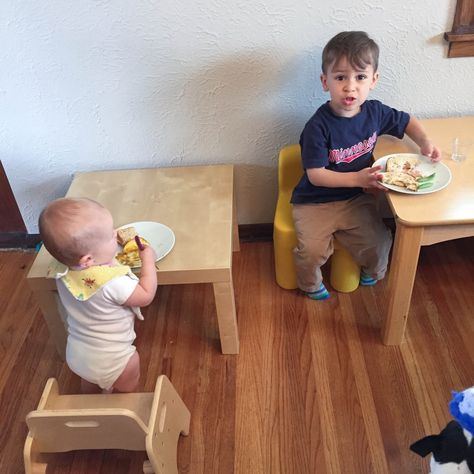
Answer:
273 144 360 292
24 375 190 474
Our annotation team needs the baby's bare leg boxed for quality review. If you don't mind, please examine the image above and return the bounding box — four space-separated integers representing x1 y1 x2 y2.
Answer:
112 351 140 392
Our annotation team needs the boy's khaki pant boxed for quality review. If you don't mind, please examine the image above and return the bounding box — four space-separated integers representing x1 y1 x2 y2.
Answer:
292 193 393 293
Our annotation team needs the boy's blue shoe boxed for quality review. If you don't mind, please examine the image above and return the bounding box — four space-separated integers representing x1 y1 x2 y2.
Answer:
360 271 377 286
306 282 330 300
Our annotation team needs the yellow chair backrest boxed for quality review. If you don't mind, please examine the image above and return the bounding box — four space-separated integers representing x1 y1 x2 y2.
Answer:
273 144 302 289
278 144 303 194
274 144 304 236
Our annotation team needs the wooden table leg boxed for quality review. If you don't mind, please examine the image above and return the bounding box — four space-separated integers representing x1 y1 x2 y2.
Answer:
382 223 424 345
33 290 68 360
232 186 240 252
213 276 239 354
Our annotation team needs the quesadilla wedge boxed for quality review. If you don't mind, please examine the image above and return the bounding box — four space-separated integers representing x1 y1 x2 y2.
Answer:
381 171 418 191
380 155 436 192
386 155 421 177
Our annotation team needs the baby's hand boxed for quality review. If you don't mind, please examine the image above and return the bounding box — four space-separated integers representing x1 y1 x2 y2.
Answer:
420 139 441 162
139 243 156 263
134 235 146 251
358 166 387 191
134 236 156 263
125 240 158 307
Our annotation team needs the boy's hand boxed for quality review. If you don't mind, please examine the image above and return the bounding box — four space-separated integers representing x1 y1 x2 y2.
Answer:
419 139 441 162
357 166 387 191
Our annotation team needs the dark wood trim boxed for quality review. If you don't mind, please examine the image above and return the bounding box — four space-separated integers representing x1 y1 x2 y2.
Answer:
445 0 474 57
238 223 273 242
445 30 474 42
1 219 396 249
0 161 26 233
238 218 395 242
0 232 41 250
4 226 275 249
445 37 474 57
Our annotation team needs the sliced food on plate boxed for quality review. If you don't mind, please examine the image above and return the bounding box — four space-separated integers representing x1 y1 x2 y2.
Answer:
380 155 436 192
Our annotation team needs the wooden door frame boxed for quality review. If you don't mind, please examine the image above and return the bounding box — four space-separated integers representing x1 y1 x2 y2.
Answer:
0 160 40 248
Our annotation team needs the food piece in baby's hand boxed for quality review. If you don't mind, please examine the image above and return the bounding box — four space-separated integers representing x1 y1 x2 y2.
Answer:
116 232 150 267
117 226 138 246
134 234 145 251
122 236 149 253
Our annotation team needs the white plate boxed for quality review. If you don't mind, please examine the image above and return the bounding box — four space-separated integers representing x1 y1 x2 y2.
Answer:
372 153 452 195
117 221 175 267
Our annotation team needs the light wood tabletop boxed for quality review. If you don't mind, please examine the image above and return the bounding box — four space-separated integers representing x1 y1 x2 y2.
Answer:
27 164 240 355
374 116 474 345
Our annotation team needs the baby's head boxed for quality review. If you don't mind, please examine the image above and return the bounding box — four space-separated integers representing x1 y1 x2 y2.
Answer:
322 31 379 75
39 198 118 268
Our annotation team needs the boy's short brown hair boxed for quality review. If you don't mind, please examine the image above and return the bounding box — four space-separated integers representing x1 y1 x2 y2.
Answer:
322 31 379 74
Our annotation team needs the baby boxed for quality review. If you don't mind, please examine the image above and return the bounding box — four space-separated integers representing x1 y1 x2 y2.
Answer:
39 197 157 393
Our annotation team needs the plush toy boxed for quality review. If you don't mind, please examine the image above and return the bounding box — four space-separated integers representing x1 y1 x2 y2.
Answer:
410 387 474 473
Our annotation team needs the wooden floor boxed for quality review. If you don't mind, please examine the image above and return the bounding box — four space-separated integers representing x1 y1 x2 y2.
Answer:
1 239 474 473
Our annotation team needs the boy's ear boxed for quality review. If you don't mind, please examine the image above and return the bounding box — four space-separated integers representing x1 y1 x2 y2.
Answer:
320 73 329 91
370 71 380 90
78 254 94 268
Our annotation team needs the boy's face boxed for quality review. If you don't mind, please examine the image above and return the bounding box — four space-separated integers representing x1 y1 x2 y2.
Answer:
320 56 379 118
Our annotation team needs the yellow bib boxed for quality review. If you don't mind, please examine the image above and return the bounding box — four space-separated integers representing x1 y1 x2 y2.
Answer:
47 259 134 301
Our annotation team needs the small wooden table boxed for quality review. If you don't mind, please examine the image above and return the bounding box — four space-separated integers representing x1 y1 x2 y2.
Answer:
374 116 474 345
27 164 240 356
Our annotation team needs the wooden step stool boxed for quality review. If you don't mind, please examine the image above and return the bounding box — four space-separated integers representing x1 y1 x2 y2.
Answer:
24 375 190 474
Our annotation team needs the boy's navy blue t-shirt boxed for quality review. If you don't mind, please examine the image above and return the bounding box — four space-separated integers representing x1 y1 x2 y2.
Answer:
291 100 410 204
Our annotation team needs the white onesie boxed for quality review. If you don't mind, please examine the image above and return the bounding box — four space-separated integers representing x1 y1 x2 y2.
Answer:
56 268 141 390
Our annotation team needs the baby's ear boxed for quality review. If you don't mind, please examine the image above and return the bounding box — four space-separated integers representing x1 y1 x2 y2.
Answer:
78 254 94 268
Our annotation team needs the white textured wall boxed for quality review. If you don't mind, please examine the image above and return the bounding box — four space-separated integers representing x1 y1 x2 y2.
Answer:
1 0 472 232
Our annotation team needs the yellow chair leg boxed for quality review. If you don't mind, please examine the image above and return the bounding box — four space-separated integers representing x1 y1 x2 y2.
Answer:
330 245 360 293
273 230 298 290
274 228 361 293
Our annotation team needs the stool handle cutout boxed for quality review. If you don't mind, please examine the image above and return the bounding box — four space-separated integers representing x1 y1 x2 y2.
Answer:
65 421 100 428
158 403 167 433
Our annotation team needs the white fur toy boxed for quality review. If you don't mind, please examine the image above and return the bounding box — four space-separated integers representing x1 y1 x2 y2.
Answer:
410 387 474 473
